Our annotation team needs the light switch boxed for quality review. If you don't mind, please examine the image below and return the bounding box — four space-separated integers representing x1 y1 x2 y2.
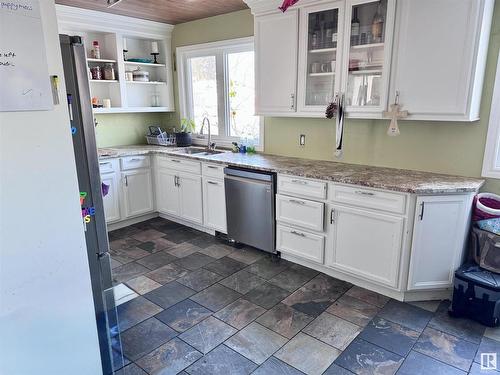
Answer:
299 134 306 146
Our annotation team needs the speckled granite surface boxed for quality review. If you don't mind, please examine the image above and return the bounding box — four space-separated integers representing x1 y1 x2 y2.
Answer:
98 145 484 194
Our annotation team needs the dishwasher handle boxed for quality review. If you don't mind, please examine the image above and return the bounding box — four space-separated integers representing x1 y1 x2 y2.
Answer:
224 167 274 183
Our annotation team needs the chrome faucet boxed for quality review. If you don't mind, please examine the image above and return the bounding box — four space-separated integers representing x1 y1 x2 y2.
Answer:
201 116 216 151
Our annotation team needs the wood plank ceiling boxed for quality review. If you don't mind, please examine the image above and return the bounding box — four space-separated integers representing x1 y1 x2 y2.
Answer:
55 0 248 24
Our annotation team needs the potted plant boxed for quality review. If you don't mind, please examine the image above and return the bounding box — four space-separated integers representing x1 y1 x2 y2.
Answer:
176 118 196 147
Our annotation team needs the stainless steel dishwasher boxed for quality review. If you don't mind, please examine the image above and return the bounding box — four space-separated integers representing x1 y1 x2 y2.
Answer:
224 167 276 254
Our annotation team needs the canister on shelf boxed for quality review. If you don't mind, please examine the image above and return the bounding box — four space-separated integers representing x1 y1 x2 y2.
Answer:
125 70 134 81
132 67 150 82
103 63 115 80
90 66 102 80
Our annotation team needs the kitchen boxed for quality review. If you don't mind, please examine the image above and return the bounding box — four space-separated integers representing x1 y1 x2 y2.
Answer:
1 0 500 375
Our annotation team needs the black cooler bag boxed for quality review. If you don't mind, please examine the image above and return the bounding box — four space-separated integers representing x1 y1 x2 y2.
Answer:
450 263 500 327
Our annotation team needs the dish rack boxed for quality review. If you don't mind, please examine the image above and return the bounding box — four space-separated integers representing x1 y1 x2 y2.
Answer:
146 126 176 147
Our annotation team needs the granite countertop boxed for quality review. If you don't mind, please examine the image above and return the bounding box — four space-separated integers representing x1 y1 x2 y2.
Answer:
98 145 484 194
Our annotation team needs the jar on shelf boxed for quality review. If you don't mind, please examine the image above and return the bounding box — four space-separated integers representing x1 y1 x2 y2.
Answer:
90 66 102 80
151 92 161 107
132 67 149 82
103 63 115 80
125 70 134 81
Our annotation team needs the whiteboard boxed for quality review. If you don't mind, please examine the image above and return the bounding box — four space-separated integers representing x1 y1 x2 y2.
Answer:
0 0 53 111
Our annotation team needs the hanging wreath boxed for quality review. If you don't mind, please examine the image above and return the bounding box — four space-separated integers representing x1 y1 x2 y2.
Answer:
279 0 300 12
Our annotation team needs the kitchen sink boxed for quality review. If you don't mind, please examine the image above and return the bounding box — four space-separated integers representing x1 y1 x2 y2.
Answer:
173 147 225 156
173 147 207 155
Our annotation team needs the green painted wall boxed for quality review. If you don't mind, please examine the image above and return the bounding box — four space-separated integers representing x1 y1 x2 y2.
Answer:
95 113 171 147
169 5 500 193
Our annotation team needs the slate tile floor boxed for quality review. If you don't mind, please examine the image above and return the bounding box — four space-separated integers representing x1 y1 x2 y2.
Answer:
110 218 500 375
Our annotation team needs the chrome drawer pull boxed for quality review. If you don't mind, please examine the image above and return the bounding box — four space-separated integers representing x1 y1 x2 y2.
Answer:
130 158 143 162
355 190 375 196
289 199 305 205
100 162 112 167
207 165 219 169
290 230 306 237
291 179 308 185
207 181 219 185
171 159 181 163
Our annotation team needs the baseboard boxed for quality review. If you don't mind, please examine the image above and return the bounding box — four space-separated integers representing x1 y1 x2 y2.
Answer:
106 212 158 231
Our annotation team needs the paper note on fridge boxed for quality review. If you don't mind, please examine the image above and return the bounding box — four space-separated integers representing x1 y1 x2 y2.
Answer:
0 1 53 111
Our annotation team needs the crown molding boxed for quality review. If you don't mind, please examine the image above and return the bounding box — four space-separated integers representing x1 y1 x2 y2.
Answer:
243 0 323 15
56 5 174 38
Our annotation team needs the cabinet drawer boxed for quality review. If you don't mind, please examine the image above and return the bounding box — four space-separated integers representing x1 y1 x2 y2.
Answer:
276 194 324 232
278 175 327 200
120 155 150 171
158 156 201 174
277 225 324 264
202 163 225 179
329 184 406 215
99 158 118 174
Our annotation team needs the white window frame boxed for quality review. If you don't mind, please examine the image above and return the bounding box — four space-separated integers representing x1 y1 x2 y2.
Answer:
177 37 264 151
482 51 500 178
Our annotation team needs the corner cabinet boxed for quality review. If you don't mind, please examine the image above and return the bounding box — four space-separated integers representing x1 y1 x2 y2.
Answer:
245 0 493 121
255 10 299 114
407 195 473 290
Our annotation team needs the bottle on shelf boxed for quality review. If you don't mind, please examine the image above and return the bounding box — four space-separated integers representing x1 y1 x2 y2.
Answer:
351 8 360 46
371 1 385 43
325 21 334 48
103 63 115 80
91 40 101 59
311 14 321 49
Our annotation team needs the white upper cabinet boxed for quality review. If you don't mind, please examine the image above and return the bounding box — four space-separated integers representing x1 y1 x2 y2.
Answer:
255 10 299 115
297 2 344 113
342 0 395 116
56 5 175 114
245 0 493 121
389 0 494 121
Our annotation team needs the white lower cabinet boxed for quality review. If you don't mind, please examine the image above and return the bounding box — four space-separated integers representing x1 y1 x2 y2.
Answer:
178 172 203 225
277 224 325 264
122 168 154 218
407 195 471 291
101 172 121 223
156 168 180 216
325 204 404 288
203 178 227 233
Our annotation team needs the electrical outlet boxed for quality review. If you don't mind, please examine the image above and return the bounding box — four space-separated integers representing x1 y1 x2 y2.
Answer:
299 134 306 146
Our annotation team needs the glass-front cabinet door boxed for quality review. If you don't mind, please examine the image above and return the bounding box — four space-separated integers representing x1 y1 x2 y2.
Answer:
297 2 344 113
342 0 395 114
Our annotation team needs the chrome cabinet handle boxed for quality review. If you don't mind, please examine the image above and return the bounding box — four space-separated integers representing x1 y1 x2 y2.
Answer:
291 230 305 237
330 209 335 224
289 199 305 205
207 181 219 185
419 202 425 220
174 176 178 187
290 93 295 110
207 165 219 169
130 158 143 162
291 179 308 185
171 159 181 163
124 175 128 187
355 190 375 196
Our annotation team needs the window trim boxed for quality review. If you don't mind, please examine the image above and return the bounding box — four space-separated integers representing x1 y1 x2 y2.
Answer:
176 37 263 151
482 51 500 179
